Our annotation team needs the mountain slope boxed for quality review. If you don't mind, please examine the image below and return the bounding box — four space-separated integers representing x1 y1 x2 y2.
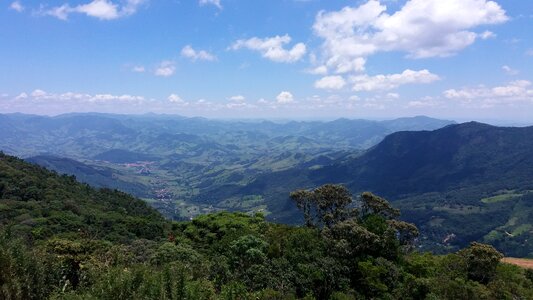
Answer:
0 152 167 242
25 155 151 197
316 122 533 196
206 122 533 255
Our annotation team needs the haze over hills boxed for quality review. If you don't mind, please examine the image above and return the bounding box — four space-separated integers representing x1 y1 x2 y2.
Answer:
5 112 533 256
0 113 454 218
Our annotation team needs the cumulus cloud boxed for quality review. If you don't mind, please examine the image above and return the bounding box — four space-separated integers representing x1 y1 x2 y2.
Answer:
313 0 507 59
444 80 533 107
407 100 439 108
168 94 188 105
314 76 346 90
307 65 328 75
2 89 159 115
309 0 507 84
228 95 245 102
199 0 221 9
231 35 307 63
154 61 176 77
350 69 440 91
276 91 294 104
181 45 217 62
42 0 146 21
479 30 496 40
502 65 519 76
9 1 24 12
17 89 145 103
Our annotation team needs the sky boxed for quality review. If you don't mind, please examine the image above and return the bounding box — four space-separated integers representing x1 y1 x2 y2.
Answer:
0 0 532 121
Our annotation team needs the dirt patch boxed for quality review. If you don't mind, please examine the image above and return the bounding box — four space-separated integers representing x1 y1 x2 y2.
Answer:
502 257 533 269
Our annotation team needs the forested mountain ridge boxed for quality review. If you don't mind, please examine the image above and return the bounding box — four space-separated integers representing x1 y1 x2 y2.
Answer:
1 153 533 299
215 122 533 256
0 152 167 242
0 113 453 221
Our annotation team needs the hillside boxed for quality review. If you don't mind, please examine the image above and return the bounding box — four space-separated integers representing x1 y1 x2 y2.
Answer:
0 152 167 242
1 157 532 299
0 113 452 220
25 155 151 197
205 122 533 256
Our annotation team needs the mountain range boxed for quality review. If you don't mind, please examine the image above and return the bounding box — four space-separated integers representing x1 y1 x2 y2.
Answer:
5 113 533 256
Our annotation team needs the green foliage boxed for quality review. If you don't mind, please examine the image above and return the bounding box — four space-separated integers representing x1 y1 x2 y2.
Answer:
1 157 532 300
458 242 504 284
290 184 355 228
0 153 168 243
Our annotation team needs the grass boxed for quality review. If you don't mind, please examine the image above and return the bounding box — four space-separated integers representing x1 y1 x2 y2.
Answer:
433 205 485 215
481 190 523 204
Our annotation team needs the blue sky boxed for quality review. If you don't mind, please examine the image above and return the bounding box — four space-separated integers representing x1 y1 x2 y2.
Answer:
0 0 532 121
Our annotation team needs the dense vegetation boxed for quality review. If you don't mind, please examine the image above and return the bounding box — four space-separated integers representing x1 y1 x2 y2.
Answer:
2 153 533 299
4 113 533 256
215 122 533 256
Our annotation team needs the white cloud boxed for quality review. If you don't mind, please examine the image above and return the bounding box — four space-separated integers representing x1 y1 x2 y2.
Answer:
479 30 496 40
168 94 188 105
314 75 346 90
15 92 28 100
276 91 294 104
9 1 24 12
154 61 176 77
43 0 146 21
199 0 222 9
386 92 399 99
44 4 71 20
407 99 441 108
18 89 146 103
76 0 119 20
311 0 507 74
350 69 440 91
502 65 519 76
307 65 328 75
132 66 145 73
444 80 533 107
181 45 216 62
526 49 533 56
231 35 307 63
121 0 146 16
326 56 366 74
228 95 245 102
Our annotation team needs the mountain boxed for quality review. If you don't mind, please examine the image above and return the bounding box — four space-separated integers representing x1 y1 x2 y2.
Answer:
25 155 151 197
205 122 533 256
0 152 167 242
0 113 453 221
2 152 531 299
0 113 454 158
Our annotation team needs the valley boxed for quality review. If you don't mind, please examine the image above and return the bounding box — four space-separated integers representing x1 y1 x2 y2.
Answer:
3 113 533 257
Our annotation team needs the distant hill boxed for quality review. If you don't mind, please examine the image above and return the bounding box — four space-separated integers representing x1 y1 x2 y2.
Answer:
0 113 454 158
26 155 151 197
203 122 533 256
0 113 454 222
0 152 167 242
315 122 533 196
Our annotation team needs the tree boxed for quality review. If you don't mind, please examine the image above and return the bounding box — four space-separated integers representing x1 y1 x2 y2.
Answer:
360 192 400 219
290 184 356 228
458 242 503 284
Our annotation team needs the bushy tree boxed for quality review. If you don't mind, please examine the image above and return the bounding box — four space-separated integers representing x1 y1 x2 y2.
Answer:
458 242 503 284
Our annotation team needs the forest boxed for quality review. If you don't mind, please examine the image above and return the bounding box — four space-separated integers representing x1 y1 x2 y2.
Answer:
1 152 533 299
